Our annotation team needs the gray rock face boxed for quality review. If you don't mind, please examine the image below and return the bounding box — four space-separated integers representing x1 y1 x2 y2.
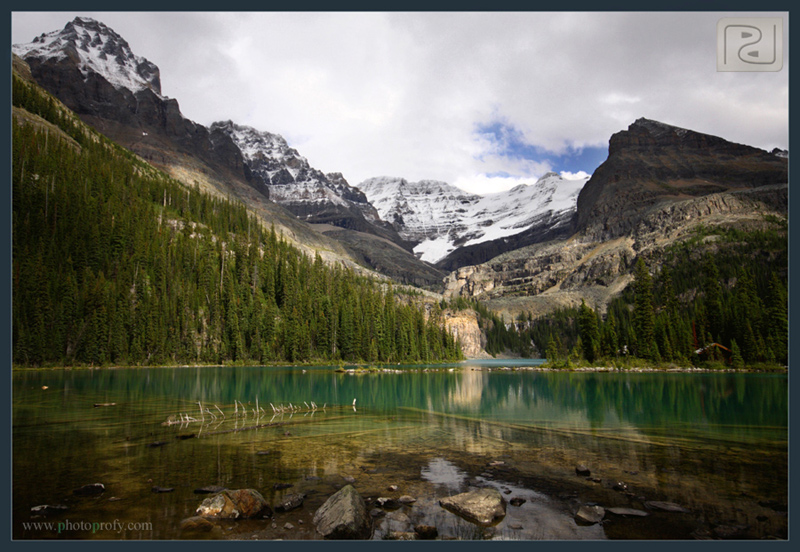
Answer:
312 484 372 539
195 489 272 519
439 488 507 526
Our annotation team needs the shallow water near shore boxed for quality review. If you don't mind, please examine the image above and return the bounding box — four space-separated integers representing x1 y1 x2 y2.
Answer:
12 360 788 540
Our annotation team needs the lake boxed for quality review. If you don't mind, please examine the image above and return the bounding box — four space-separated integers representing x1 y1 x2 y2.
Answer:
12 361 788 540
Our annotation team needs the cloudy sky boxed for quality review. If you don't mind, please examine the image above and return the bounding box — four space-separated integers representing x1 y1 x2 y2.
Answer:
11 11 789 195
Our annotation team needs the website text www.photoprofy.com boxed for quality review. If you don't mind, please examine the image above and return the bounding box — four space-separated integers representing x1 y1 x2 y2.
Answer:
21 518 153 537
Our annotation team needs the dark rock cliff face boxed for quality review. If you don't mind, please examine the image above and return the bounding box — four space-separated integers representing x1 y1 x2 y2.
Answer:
575 118 788 241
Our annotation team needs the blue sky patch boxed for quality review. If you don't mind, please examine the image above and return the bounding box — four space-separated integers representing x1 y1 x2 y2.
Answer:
476 120 608 176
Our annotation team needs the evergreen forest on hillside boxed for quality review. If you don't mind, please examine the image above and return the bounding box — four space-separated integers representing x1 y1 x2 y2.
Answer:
516 223 788 368
12 74 462 367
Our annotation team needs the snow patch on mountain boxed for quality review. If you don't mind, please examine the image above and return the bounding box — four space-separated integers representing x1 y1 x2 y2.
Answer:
359 172 588 263
212 121 379 220
13 17 162 97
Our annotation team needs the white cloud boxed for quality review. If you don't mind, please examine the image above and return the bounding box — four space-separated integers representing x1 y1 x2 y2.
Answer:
560 171 592 181
12 11 789 195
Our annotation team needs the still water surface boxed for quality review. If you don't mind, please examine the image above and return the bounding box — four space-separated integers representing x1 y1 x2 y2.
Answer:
13 361 788 540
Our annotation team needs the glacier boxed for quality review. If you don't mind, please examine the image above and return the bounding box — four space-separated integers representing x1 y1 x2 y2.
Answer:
359 172 588 263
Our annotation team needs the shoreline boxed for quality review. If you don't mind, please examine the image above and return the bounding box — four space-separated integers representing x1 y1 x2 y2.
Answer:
11 361 787 374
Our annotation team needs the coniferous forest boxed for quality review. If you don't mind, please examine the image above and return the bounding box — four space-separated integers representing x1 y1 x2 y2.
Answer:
519 222 788 368
12 74 462 367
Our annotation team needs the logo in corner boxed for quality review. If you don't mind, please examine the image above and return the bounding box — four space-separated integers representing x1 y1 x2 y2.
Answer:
718 18 783 72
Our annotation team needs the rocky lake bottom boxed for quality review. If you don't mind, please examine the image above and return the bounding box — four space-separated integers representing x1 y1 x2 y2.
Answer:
13 365 788 540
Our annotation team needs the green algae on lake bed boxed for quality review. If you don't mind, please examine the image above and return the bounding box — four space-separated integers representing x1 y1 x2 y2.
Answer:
12 363 788 539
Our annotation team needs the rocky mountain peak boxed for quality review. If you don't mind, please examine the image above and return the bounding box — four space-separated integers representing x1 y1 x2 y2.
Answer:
359 173 588 266
13 16 162 97
576 118 788 239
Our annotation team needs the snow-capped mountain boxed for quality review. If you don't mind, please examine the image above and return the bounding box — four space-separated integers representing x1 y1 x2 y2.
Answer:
359 173 588 263
211 120 380 222
13 16 162 97
358 177 481 244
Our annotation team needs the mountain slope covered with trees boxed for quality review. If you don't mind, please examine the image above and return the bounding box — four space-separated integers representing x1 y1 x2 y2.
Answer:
520 221 788 368
12 72 462 367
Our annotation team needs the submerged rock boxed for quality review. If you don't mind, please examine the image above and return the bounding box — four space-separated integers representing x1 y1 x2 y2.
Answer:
386 531 417 540
31 504 68 516
195 489 272 519
607 507 649 517
414 524 438 539
376 497 400 509
312 484 372 539
645 501 690 513
179 516 224 538
151 486 174 493
509 497 526 507
575 465 591 476
274 493 305 512
397 495 416 504
194 485 227 494
273 482 293 490
439 488 506 526
575 505 605 525
73 483 105 496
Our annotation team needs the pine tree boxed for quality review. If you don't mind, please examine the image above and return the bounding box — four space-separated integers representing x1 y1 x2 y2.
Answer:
578 299 600 363
633 258 657 360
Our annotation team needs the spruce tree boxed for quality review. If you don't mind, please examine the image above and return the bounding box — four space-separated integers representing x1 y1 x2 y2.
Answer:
633 258 656 360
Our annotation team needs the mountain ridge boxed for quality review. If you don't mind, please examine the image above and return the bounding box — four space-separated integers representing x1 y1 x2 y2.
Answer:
358 172 588 267
12 16 443 287
12 16 788 324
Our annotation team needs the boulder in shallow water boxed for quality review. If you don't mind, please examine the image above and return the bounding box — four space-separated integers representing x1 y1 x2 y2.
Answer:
312 484 371 539
195 489 272 519
439 488 506 526
575 505 605 524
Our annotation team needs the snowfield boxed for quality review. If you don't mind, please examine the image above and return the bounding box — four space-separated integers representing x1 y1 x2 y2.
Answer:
359 173 588 263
